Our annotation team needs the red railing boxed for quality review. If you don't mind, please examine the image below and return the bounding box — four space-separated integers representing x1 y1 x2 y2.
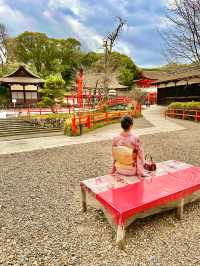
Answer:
10 107 70 116
12 97 132 116
95 97 132 111
165 108 200 122
69 106 141 135
107 97 132 106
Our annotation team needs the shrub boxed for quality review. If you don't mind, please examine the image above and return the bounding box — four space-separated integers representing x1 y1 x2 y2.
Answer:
38 75 65 107
64 120 73 136
0 86 9 107
168 101 200 109
37 97 54 107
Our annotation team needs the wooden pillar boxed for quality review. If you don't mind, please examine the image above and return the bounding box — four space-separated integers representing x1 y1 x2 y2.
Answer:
37 85 39 101
177 198 184 220
116 216 126 250
9 84 12 105
23 84 26 105
81 187 87 212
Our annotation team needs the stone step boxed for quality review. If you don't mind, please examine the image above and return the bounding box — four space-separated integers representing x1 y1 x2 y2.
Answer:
0 119 63 138
0 132 63 141
0 125 62 130
0 128 61 134
0 129 62 137
0 121 30 125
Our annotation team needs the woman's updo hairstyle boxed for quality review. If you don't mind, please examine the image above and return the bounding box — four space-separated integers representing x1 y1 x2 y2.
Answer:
121 115 133 131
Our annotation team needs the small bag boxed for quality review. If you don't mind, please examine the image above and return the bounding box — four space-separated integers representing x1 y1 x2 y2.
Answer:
144 154 156 171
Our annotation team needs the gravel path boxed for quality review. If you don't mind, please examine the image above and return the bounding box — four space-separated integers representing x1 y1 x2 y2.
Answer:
0 118 200 266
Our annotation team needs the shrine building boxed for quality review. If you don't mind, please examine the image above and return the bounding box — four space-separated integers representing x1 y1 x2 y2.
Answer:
0 65 44 107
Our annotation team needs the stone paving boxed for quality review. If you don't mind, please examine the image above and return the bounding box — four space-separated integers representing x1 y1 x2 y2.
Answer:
0 106 185 155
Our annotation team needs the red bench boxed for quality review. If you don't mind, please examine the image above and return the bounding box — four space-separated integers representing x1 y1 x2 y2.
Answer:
80 161 200 249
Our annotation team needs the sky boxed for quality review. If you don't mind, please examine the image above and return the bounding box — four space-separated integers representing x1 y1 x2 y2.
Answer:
0 0 170 68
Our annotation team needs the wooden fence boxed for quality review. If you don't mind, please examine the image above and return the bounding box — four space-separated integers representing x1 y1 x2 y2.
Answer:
165 108 200 122
69 108 141 135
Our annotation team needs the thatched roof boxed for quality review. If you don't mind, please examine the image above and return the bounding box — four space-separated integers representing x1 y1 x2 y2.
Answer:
141 70 170 80
153 65 200 85
0 65 44 85
73 72 128 90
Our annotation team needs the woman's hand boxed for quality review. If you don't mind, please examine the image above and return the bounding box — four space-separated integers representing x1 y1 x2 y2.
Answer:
137 173 149 180
110 160 116 175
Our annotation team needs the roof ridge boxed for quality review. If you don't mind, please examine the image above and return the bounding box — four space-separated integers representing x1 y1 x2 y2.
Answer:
4 65 40 79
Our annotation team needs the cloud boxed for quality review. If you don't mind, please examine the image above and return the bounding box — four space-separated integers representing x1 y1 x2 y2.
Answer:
64 16 102 51
1 0 170 67
47 0 90 20
114 40 132 57
0 0 37 35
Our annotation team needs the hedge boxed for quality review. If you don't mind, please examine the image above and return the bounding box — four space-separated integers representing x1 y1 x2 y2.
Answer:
168 101 200 109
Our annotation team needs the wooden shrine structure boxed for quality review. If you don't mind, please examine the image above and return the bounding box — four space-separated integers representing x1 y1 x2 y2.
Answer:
0 65 44 107
135 70 169 105
153 65 200 105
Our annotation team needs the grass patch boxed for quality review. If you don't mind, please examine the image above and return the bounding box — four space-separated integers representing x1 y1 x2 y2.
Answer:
64 118 121 136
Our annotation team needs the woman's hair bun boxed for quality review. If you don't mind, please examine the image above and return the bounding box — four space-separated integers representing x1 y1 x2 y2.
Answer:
121 115 133 131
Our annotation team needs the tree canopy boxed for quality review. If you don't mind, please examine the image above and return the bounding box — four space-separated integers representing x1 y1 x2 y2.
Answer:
39 75 65 108
5 31 139 88
88 52 140 88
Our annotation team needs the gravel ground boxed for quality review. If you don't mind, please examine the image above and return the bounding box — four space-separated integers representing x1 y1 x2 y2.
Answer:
85 117 153 136
0 118 200 266
125 117 153 129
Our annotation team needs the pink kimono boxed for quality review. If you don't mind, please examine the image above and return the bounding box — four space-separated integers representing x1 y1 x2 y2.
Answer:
111 131 145 176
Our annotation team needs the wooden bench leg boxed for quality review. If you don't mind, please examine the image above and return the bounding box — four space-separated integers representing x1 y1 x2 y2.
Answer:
177 198 184 220
116 224 126 250
81 187 87 212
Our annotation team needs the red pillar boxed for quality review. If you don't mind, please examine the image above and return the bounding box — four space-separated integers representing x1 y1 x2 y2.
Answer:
77 69 83 111
72 115 77 134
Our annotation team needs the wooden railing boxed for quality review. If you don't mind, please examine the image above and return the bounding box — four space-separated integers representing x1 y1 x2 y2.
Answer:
74 110 137 125
165 108 200 122
107 97 132 106
69 109 140 135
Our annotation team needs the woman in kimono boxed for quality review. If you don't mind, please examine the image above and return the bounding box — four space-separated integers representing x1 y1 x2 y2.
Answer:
111 115 146 177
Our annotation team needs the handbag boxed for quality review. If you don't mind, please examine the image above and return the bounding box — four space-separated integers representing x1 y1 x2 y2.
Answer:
144 154 156 171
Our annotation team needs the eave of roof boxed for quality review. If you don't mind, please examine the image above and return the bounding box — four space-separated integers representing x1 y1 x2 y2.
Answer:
0 77 45 84
153 68 200 85
141 70 170 80
4 65 41 79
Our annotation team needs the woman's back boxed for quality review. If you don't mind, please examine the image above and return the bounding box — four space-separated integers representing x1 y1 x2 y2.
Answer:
111 116 145 177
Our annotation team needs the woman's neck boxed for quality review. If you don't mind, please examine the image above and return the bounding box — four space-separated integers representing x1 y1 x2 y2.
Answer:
123 129 132 134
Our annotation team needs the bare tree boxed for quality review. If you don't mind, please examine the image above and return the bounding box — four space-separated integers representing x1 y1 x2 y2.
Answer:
103 17 126 94
162 0 200 63
0 23 8 71
130 88 147 104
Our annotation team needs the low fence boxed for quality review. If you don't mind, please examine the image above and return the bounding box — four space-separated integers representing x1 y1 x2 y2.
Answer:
0 107 70 116
3 97 132 116
68 107 141 135
26 108 70 115
107 97 132 106
165 108 200 122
